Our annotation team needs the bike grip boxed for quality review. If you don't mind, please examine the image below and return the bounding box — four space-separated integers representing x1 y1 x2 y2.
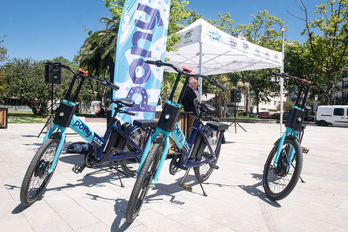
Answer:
127 111 136 116
145 59 163 67
209 78 225 90
78 68 88 76
109 82 120 90
145 59 156 64
183 66 193 73
272 72 282 76
216 82 226 90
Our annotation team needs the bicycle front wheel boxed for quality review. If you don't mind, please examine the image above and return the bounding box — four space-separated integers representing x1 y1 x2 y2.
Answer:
263 136 303 200
20 134 61 206
126 142 162 223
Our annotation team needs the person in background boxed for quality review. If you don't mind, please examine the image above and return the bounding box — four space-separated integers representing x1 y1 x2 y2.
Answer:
182 78 199 114
181 78 199 138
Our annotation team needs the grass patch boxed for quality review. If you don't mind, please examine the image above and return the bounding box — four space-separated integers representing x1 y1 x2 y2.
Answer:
8 111 47 124
7 111 103 124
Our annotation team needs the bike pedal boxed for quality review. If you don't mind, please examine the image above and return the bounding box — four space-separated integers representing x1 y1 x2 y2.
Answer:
302 147 309 154
72 164 86 174
182 184 192 192
210 164 219 170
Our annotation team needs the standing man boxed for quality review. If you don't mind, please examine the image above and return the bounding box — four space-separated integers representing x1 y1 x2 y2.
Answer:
182 78 199 114
181 78 199 138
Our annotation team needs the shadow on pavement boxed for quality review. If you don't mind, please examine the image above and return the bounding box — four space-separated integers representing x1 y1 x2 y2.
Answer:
238 173 281 207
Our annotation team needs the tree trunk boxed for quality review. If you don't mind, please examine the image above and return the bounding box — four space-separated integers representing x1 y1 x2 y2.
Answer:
245 88 249 116
325 73 333 105
223 98 227 117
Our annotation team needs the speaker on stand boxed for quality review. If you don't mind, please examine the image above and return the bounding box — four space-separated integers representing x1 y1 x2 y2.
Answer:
38 63 61 137
229 88 247 133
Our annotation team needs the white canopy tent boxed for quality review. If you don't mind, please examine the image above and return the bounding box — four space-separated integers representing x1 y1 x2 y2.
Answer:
165 19 284 131
165 19 282 76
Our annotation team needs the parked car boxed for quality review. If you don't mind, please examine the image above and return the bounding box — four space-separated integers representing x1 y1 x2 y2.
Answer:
315 105 348 127
275 112 289 123
249 112 259 118
304 112 315 121
259 112 271 119
271 113 279 119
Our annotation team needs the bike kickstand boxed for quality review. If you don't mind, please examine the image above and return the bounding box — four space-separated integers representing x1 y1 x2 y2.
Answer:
299 175 305 183
115 162 125 188
179 168 190 186
179 169 193 192
197 176 208 197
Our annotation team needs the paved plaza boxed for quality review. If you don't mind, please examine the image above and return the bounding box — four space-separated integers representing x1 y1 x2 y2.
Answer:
0 121 347 232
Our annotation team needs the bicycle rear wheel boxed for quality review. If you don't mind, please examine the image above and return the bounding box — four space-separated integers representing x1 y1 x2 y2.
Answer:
126 142 162 223
20 134 61 206
120 127 146 176
194 130 221 182
263 136 303 200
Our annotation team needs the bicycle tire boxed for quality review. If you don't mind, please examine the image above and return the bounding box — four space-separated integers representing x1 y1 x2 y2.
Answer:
20 134 61 206
120 156 141 177
194 145 221 182
263 136 303 200
84 149 96 168
126 142 162 223
119 127 145 176
194 130 221 182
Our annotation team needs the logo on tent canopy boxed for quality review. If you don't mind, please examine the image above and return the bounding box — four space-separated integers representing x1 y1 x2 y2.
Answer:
183 29 193 44
242 42 249 51
209 30 221 42
229 38 237 48
184 30 192 38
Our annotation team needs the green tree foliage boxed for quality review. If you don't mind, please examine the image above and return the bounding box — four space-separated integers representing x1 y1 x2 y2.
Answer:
298 0 348 104
3 57 76 115
103 0 196 52
233 10 284 114
0 35 8 103
0 35 7 63
209 12 234 34
76 16 119 105
101 0 200 104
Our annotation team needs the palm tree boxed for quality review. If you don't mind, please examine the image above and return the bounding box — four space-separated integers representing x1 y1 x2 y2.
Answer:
76 17 120 105
77 16 119 83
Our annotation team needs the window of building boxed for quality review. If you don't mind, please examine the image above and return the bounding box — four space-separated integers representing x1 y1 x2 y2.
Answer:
343 81 348 88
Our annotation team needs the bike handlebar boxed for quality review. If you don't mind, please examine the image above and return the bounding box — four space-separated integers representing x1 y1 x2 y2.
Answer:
146 60 226 90
45 62 120 91
272 72 311 86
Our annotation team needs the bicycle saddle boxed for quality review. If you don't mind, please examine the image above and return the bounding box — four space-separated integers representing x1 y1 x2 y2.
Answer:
112 98 135 107
198 102 216 114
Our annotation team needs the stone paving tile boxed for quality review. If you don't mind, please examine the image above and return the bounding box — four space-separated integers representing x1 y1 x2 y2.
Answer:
1 122 347 231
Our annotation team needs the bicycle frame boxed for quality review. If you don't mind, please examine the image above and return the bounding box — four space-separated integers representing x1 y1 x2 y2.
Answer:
43 101 156 174
138 102 223 185
40 62 153 175
272 73 311 170
136 60 225 185
273 122 299 170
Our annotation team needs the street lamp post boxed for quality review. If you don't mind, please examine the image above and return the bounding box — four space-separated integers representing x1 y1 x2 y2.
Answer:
280 26 287 135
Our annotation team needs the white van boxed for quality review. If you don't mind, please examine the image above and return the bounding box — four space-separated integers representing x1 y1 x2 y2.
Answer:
315 105 348 127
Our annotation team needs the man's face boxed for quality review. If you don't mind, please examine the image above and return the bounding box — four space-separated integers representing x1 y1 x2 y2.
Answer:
190 80 198 90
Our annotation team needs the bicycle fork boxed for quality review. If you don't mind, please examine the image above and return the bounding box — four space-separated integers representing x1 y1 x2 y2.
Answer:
273 127 298 172
42 124 66 174
137 129 171 185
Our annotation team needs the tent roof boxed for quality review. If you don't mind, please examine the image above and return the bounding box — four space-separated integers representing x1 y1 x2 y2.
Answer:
165 19 282 75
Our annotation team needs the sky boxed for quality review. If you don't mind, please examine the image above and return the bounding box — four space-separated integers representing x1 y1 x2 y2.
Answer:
0 0 326 62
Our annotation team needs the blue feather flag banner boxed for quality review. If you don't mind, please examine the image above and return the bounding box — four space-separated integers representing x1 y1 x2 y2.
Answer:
113 0 171 123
